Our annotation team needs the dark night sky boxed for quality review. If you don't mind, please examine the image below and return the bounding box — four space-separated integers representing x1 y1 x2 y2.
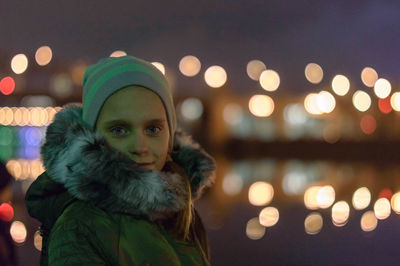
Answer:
1 0 400 94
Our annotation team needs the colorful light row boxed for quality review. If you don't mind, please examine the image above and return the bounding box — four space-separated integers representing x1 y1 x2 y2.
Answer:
0 107 62 126
5 159 45 180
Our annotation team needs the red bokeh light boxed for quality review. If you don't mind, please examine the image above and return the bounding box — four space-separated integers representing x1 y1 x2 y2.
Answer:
0 76 15 95
378 97 392 114
0 202 14 222
378 188 393 200
360 115 376 135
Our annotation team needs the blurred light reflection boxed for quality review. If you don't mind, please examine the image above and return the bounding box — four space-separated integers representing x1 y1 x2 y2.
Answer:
10 221 27 244
332 201 350 226
374 198 391 220
391 192 400 214
259 207 279 227
361 211 377 232
305 212 323 235
246 217 266 240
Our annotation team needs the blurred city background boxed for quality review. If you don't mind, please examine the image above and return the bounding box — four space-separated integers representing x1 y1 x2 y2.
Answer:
1 0 400 265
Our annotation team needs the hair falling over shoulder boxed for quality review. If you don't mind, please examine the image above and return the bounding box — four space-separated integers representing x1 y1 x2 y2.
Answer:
161 160 211 264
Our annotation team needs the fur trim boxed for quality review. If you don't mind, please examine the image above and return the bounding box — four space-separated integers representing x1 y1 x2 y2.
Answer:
41 104 216 220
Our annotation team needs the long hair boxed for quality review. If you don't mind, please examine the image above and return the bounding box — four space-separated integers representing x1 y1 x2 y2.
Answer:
161 159 210 264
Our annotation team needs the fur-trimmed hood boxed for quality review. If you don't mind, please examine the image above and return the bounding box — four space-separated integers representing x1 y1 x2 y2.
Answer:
25 104 216 226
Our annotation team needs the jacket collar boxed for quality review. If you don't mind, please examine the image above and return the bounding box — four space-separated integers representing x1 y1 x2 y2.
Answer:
40 104 216 220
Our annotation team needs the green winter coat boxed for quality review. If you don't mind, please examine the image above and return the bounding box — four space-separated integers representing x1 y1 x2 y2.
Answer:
25 104 216 265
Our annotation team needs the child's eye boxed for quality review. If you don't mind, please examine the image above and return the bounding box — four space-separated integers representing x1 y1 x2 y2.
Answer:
146 125 162 135
110 126 127 136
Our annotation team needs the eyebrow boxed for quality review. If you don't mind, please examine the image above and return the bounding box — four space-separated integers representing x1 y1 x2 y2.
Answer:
103 118 167 127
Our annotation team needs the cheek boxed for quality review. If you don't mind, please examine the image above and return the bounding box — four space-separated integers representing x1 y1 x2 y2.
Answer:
103 135 127 154
152 135 170 169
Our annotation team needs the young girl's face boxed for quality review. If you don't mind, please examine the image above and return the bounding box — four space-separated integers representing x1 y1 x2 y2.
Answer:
95 85 170 171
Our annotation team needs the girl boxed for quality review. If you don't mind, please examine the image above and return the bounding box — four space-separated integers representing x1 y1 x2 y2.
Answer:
25 55 216 265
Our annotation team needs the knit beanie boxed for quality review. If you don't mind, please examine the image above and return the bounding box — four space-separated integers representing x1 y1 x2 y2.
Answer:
82 55 177 149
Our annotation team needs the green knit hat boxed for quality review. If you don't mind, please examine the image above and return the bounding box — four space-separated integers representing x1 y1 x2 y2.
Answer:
82 55 176 149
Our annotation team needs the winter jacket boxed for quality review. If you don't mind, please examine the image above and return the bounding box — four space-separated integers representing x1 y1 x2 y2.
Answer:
25 104 216 266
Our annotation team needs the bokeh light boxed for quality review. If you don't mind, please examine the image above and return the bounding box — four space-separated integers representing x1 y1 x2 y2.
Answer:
390 192 400 214
360 115 376 135
282 170 308 196
11 54 28 74
316 185 335 209
6 159 45 180
305 63 323 84
352 90 371 112
378 97 392 114
247 60 266 81
390 92 400 111
0 127 14 146
304 186 321 210
374 78 391 99
316 91 336 113
304 212 323 235
223 103 244 126
304 93 323 115
361 211 377 232
0 107 13 126
222 172 243 196
71 62 87 86
246 217 266 240
34 230 42 251
323 124 341 144
259 70 280 91
248 181 274 206
332 201 350 226
50 73 73 98
35 46 53 66
204 65 227 88
248 95 274 117
0 77 16 95
374 198 391 220
10 221 27 244
151 62 165 75
352 187 371 210
180 97 203 120
283 103 308 125
109 50 127 57
30 107 48 126
179 55 201 77
20 95 55 108
0 107 60 127
361 67 378 87
0 203 14 222
332 75 350 96
378 188 393 201
259 207 279 227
